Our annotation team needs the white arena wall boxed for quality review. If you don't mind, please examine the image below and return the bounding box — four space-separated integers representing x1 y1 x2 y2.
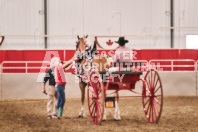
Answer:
0 72 197 99
0 0 198 49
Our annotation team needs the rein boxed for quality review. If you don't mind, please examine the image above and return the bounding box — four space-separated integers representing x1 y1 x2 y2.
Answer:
0 36 5 46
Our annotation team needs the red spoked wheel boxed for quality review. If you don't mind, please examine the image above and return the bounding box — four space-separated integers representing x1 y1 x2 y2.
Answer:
87 70 104 125
142 69 163 123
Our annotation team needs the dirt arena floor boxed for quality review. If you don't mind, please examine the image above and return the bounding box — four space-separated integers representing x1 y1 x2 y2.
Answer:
0 96 197 132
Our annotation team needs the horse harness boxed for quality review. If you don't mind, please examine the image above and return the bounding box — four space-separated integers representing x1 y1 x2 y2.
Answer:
76 40 97 77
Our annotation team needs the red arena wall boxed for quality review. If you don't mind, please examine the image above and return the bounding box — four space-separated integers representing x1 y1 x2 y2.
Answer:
0 49 198 73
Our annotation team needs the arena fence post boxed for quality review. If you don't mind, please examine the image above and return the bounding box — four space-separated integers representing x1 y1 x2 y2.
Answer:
0 64 2 99
196 61 198 96
196 71 198 96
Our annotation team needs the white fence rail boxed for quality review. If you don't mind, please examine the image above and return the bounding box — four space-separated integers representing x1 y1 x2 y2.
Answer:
0 60 197 98
149 59 196 71
1 61 50 73
1 59 198 73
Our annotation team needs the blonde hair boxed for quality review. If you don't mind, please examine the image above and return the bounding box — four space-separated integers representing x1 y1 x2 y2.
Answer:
50 57 61 67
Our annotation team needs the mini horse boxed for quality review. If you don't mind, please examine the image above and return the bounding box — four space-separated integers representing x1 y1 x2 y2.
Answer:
75 35 121 120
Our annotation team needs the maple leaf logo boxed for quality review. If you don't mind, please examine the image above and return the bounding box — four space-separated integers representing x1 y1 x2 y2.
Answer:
106 39 113 46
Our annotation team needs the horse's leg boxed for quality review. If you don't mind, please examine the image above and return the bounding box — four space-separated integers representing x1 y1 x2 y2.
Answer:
78 81 87 117
114 92 121 120
102 103 107 120
102 89 107 121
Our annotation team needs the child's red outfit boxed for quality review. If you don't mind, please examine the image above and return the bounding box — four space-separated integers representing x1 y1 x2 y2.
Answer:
56 65 66 85
55 65 66 117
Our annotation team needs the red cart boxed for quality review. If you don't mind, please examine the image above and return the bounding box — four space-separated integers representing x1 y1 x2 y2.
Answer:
87 62 163 125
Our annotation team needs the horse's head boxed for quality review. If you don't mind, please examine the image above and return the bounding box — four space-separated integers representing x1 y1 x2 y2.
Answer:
75 35 113 74
76 35 89 53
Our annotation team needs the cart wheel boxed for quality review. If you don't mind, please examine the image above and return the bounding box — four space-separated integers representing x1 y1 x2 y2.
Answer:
87 70 104 125
142 69 163 123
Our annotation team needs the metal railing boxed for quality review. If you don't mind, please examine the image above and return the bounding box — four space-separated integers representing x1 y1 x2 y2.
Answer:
149 59 197 96
0 60 197 96
196 61 198 96
149 59 196 71
1 61 50 73
1 59 197 73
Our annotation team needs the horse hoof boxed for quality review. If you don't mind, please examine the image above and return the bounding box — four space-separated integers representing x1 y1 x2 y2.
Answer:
114 115 121 121
78 113 85 118
114 118 121 121
102 116 107 121
78 115 83 118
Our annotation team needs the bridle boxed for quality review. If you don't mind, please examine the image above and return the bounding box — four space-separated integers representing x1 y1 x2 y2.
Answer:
76 38 86 53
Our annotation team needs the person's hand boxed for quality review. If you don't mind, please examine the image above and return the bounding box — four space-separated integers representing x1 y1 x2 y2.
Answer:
73 57 79 61
73 54 79 61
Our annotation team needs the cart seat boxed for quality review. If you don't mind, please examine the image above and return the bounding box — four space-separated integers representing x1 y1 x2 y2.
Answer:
108 62 143 76
108 71 142 83
99 71 142 84
110 71 143 76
